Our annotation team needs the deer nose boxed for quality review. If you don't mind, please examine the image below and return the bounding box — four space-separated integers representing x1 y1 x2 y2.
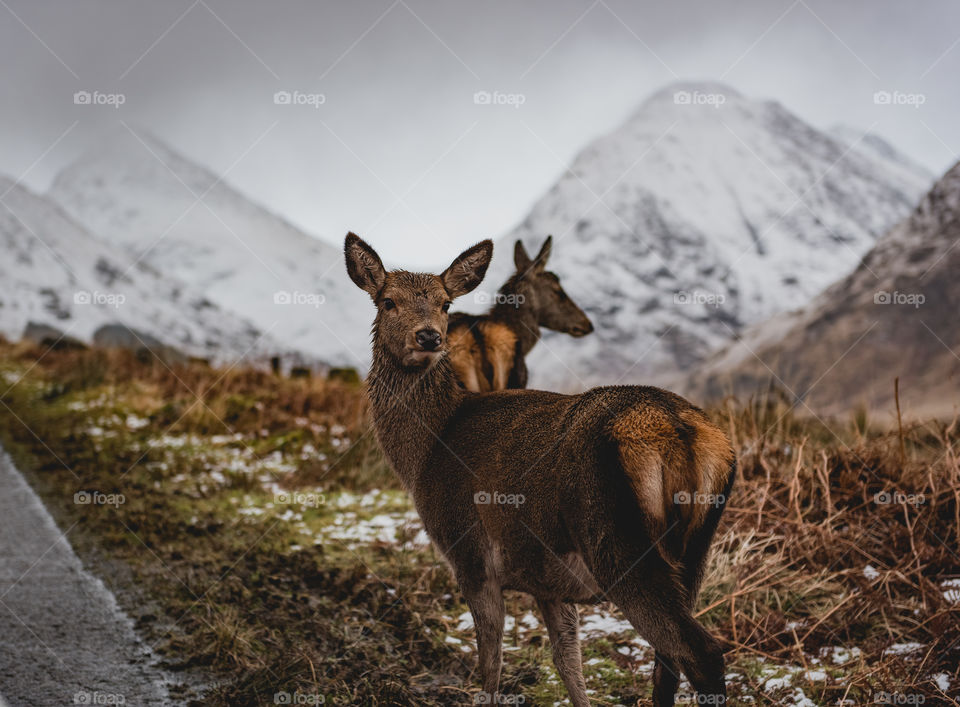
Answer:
415 329 442 351
571 321 594 336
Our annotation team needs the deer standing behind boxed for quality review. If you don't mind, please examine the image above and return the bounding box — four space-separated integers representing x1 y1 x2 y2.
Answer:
343 233 735 707
447 236 593 391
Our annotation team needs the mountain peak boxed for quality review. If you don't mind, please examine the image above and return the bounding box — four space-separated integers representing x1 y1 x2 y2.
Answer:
52 126 221 199
495 82 932 389
645 80 744 106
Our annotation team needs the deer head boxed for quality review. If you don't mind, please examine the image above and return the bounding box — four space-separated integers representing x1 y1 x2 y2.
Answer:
512 236 593 337
344 232 494 369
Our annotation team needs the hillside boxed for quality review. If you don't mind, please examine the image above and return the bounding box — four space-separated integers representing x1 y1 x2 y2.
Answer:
684 160 960 419
0 177 281 363
48 129 372 368
480 82 931 389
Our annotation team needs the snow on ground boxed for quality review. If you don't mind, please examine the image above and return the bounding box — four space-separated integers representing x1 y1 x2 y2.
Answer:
941 578 960 603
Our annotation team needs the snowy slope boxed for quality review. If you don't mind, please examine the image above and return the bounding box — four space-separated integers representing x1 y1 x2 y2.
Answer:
480 82 932 389
0 177 281 363
49 129 372 368
683 159 960 418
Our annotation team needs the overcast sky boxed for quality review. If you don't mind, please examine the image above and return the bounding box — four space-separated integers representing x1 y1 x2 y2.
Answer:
2 0 959 264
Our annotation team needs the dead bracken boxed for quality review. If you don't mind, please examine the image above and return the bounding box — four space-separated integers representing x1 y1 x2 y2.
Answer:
0 339 957 705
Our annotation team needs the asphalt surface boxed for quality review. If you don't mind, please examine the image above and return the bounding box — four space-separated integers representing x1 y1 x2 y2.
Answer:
0 447 173 706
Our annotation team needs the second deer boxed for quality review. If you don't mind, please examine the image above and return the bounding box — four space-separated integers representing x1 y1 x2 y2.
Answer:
446 235 593 391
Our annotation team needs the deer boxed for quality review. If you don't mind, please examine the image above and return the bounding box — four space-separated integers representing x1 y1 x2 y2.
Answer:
343 233 736 707
446 236 593 392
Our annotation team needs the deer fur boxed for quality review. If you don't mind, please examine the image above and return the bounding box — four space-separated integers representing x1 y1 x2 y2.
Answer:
344 233 735 707
447 236 593 392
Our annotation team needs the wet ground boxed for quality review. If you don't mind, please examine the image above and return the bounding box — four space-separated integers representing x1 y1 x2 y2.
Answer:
0 448 173 706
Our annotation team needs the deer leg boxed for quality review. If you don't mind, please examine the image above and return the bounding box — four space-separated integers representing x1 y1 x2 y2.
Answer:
652 652 681 707
464 579 505 700
536 598 589 707
591 550 725 704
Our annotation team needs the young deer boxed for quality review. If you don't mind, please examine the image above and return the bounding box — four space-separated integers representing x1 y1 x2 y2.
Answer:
447 236 593 392
344 233 735 707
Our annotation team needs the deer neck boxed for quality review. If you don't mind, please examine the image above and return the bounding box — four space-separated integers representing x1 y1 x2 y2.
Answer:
366 347 463 489
492 280 541 355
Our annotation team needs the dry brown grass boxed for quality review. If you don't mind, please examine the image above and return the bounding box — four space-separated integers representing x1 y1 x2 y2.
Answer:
696 393 960 702
1 339 958 704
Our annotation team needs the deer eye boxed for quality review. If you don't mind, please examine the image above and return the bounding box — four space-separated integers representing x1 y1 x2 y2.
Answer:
382 298 395 310
442 301 451 313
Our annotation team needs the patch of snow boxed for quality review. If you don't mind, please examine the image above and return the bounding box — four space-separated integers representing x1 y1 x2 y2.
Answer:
884 642 924 657
821 646 862 664
941 578 960 603
580 608 635 638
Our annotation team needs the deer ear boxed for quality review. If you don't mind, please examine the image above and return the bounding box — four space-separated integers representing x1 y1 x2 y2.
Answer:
533 235 552 270
344 232 386 299
514 239 532 271
442 240 493 299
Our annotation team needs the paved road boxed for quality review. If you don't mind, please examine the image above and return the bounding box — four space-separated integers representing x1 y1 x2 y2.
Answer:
0 448 173 706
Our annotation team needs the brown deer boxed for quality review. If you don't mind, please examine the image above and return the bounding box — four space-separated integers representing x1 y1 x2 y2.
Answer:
447 236 593 392
344 233 735 707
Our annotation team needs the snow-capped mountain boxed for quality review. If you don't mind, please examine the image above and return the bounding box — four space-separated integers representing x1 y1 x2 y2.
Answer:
0 177 282 362
481 82 932 389
683 159 960 418
49 128 372 368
